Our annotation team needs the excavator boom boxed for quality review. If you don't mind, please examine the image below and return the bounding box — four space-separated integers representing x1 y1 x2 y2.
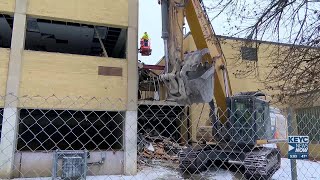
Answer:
160 0 231 114
186 0 232 111
158 1 281 179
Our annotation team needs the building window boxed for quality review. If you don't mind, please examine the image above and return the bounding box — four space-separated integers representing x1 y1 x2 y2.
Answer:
25 17 127 58
18 109 124 151
0 14 14 48
241 47 258 61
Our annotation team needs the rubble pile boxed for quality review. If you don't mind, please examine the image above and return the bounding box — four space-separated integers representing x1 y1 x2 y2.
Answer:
137 133 185 163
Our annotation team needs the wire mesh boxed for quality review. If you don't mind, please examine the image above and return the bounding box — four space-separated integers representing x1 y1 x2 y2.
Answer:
0 95 318 179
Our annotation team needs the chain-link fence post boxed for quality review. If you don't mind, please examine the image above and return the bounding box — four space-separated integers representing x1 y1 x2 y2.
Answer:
288 107 298 180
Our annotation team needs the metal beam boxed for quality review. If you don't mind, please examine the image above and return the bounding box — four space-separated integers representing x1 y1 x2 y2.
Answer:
142 64 165 70
94 26 108 57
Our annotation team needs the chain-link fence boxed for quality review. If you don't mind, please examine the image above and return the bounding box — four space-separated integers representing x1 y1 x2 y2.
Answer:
0 95 319 179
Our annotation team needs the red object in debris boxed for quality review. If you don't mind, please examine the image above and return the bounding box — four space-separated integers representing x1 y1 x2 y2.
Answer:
139 38 152 56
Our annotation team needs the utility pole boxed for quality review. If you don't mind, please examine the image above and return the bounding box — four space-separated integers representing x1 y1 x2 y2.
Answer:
287 107 298 180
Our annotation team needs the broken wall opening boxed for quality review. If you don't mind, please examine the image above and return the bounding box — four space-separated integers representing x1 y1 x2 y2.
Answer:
25 17 127 58
138 105 189 143
138 69 162 101
0 14 14 48
17 109 124 151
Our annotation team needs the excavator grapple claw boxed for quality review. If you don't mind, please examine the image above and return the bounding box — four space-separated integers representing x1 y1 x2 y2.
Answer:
160 48 215 105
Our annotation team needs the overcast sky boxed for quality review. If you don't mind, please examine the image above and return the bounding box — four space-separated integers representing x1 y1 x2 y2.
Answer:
138 0 230 65
138 0 320 64
138 0 163 64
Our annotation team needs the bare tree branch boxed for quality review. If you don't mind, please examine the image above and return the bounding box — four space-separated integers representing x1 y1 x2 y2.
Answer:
203 0 320 106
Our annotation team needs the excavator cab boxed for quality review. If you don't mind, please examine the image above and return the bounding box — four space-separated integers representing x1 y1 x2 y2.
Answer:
139 38 152 56
180 92 281 179
225 92 273 146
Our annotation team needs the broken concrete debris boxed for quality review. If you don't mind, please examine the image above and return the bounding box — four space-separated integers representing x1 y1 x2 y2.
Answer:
137 133 185 163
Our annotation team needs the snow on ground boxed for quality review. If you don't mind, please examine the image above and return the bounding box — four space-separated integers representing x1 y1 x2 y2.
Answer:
13 158 320 180
273 158 320 180
12 166 233 180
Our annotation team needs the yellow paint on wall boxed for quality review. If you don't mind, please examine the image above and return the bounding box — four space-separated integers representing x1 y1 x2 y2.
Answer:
219 39 264 93
182 34 283 96
183 35 197 53
0 48 10 107
183 35 268 94
0 0 15 13
19 50 128 111
27 0 128 27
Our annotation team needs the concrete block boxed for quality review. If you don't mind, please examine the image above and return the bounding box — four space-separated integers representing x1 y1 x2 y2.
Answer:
124 111 137 175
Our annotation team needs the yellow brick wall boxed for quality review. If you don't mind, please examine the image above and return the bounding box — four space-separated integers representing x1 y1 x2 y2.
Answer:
0 0 15 14
218 37 284 99
183 35 285 101
0 48 10 107
183 35 197 53
190 103 212 142
27 0 128 27
19 50 128 110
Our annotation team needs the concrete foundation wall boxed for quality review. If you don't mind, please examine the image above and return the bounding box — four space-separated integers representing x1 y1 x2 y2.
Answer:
27 0 128 27
13 151 124 178
0 0 15 13
19 50 128 110
0 48 10 107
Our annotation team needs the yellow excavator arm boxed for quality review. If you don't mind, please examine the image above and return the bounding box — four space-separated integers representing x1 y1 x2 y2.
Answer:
186 0 232 112
160 0 232 113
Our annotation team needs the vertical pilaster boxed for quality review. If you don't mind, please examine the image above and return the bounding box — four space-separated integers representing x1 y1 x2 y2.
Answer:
0 0 27 178
124 0 139 175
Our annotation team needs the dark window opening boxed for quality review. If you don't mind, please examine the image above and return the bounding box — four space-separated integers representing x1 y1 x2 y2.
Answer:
18 109 124 151
138 105 186 143
0 14 14 48
25 17 127 58
241 47 258 61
